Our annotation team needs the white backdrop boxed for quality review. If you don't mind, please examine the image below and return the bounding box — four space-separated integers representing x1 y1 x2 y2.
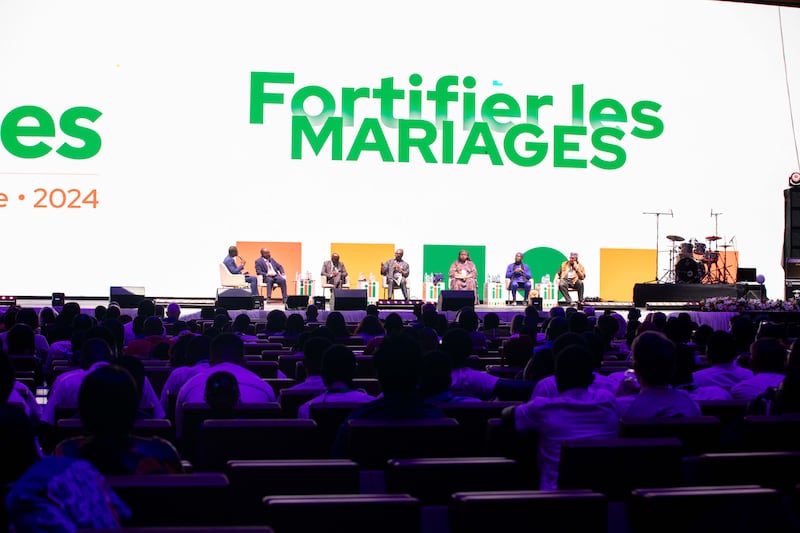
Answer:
0 0 798 300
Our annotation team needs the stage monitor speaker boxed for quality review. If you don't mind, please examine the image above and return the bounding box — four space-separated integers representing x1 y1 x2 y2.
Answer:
110 286 146 309
736 283 766 301
51 292 65 307
216 288 257 310
437 290 475 312
529 297 543 311
331 289 368 311
313 296 326 311
286 295 310 310
736 267 757 283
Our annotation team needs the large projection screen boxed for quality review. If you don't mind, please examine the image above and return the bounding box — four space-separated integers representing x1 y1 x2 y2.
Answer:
1 0 799 301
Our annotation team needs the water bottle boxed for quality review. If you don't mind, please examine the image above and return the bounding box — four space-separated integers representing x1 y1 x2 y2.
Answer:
359 272 365 281
545 273 551 285
369 272 375 282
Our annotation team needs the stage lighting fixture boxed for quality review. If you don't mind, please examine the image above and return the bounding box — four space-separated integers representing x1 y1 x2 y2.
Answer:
789 171 800 187
0 295 16 306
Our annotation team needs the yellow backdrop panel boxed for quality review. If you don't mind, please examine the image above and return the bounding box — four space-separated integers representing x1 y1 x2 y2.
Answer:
236 241 302 295
330 243 395 288
600 248 655 302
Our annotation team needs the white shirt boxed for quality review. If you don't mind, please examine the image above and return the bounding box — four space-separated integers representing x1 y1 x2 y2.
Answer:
451 367 500 400
174 362 276 437
297 389 374 418
730 372 785 401
515 388 620 490
530 373 616 400
693 363 754 391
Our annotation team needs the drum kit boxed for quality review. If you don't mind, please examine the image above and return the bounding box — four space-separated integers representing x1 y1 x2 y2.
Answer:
665 234 734 284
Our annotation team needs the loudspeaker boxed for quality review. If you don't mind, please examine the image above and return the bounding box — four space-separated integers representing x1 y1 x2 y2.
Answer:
437 290 475 312
784 188 800 271
313 296 326 311
331 289 368 311
529 297 543 311
51 292 65 307
286 295 310 310
216 288 257 310
786 280 800 301
200 307 216 319
110 286 146 309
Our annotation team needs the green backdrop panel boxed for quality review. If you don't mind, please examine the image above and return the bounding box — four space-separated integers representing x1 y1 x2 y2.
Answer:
522 247 569 286
423 244 487 301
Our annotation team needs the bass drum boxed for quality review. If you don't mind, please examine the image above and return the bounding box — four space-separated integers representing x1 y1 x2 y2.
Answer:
675 257 704 284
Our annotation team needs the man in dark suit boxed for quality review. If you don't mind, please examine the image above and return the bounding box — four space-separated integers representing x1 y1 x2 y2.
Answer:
255 248 287 303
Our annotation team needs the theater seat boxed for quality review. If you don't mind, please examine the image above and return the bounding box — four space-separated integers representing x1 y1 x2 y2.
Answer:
106 473 231 527
743 414 800 451
199 419 324 470
438 401 521 455
226 459 360 524
263 494 420 533
629 485 785 533
385 457 528 504
558 437 684 500
619 416 723 456
699 451 800 492
450 490 607 533
345 418 464 468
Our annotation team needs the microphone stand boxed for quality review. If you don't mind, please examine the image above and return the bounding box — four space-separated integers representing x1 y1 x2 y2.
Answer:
643 210 673 283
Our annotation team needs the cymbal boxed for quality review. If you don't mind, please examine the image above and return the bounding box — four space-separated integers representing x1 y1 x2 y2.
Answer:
666 235 685 242
706 235 722 241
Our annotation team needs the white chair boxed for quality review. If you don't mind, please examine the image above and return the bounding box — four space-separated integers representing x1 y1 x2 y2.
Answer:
321 275 350 301
219 263 248 289
504 278 531 304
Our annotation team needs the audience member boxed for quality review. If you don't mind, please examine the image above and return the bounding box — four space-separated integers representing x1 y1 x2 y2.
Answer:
124 316 168 357
160 335 212 414
730 337 787 401
175 333 276 437
281 336 332 392
204 370 241 417
2 404 131 531
297 345 374 418
331 332 443 457
443 327 499 400
420 349 481 404
621 331 701 418
53 365 183 475
693 330 753 390
508 345 620 490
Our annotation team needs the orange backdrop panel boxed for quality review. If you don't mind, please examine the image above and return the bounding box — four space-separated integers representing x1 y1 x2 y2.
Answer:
600 248 656 302
330 243 395 288
236 241 302 292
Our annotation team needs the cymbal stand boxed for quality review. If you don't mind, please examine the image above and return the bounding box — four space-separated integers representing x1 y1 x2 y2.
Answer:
709 209 724 283
660 244 677 283
643 209 673 283
720 237 735 284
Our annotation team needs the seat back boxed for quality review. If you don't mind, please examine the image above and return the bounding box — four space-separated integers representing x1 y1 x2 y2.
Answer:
439 401 521 455
226 459 360 524
619 416 722 456
106 473 231 526
200 419 324 470
743 414 800 451
308 402 367 453
263 494 421 533
699 451 800 492
558 437 684 500
450 489 607 533
629 485 784 533
385 457 528 504
279 387 327 418
181 402 283 463
345 418 464 468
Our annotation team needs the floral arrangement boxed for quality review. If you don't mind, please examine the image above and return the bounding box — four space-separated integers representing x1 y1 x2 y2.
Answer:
699 296 800 312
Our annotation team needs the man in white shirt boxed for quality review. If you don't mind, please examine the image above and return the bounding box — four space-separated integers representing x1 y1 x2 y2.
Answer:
693 330 754 390
175 333 276 437
730 338 787 401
